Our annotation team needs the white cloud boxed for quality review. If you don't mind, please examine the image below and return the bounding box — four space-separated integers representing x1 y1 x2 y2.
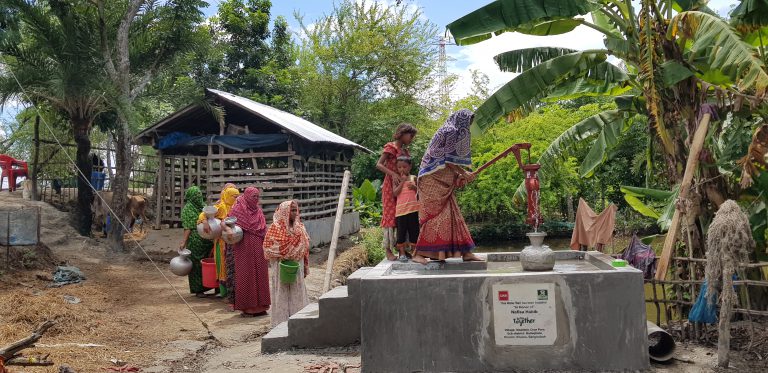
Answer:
446 23 607 99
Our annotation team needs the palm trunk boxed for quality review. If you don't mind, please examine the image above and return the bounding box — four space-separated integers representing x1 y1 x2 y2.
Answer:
31 115 40 201
108 122 133 252
73 119 94 236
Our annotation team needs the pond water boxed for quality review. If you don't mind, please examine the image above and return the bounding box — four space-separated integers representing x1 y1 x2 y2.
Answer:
474 237 572 253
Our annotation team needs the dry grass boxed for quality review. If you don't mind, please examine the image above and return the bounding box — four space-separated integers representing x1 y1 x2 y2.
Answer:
332 245 368 285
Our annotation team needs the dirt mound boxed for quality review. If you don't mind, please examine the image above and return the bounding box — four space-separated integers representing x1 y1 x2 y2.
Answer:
0 192 83 249
3 243 56 270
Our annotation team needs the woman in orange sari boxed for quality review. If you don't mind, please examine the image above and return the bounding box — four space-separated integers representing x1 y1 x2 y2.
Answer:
413 109 482 263
264 200 310 327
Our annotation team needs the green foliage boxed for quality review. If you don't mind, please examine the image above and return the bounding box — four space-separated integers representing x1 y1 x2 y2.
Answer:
359 228 385 265
352 179 382 228
460 103 612 222
296 0 436 144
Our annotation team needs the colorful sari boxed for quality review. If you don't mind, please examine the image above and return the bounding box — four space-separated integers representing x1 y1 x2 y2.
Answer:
381 142 410 228
416 109 476 255
228 187 270 315
198 186 239 296
264 200 310 327
181 186 211 294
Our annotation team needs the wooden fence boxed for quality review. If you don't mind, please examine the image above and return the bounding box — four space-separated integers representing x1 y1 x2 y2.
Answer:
643 255 768 342
156 146 352 227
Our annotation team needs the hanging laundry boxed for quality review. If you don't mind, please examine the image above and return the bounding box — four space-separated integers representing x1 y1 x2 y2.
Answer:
569 198 617 251
622 234 656 279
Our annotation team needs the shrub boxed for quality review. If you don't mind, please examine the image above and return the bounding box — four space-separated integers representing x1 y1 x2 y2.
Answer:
359 228 385 266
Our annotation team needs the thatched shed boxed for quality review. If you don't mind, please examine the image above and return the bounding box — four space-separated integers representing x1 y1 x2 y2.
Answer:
135 89 369 246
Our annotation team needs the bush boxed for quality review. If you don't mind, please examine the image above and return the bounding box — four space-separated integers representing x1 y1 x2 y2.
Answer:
352 179 383 227
359 228 385 266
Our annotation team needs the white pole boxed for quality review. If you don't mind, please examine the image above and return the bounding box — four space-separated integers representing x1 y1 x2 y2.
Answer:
323 170 351 293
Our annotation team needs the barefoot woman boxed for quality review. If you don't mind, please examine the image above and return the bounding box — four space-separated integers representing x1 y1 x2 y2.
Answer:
376 123 417 261
413 109 482 263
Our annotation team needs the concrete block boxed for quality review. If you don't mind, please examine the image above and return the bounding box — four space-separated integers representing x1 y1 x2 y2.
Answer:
347 267 372 299
304 212 360 247
288 297 360 348
360 252 649 372
261 321 290 354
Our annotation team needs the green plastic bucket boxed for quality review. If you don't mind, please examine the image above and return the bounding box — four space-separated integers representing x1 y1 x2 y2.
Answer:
279 260 299 284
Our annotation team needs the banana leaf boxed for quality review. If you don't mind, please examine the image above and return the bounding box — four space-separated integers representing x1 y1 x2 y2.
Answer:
447 0 599 45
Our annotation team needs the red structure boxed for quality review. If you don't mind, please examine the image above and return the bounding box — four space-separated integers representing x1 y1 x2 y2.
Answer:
0 154 29 192
474 143 543 229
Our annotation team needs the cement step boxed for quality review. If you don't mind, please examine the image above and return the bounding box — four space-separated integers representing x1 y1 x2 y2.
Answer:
347 266 373 299
261 321 289 353
319 285 353 317
288 290 360 348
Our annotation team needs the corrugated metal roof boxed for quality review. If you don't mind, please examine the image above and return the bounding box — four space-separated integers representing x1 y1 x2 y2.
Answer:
207 89 370 152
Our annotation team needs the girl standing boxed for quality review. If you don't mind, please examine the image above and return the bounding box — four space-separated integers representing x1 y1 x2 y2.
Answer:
376 123 417 261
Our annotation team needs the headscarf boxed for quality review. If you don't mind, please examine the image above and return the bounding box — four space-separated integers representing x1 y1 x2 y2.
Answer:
199 186 240 223
181 186 205 230
418 109 474 177
228 187 266 234
216 183 237 203
264 200 310 261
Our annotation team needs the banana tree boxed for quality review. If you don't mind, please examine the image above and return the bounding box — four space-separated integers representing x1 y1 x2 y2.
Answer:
447 0 768 256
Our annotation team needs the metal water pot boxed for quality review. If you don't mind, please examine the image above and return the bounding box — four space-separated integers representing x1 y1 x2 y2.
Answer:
197 205 222 240
170 249 193 276
221 217 244 244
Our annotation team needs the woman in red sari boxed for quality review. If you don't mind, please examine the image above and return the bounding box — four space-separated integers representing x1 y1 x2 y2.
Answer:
376 123 417 261
413 109 482 263
226 187 270 316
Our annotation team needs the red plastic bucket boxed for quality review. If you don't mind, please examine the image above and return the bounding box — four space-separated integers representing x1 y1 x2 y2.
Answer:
201 258 218 289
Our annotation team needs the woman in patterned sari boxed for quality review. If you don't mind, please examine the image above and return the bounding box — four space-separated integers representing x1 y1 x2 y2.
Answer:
228 187 271 316
264 200 310 327
198 185 240 297
376 123 417 261
413 109 482 264
179 186 212 297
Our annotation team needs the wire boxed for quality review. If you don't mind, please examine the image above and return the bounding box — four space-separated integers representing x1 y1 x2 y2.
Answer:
0 53 217 341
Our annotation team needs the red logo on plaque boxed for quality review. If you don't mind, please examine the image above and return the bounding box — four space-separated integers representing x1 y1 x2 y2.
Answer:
498 291 509 301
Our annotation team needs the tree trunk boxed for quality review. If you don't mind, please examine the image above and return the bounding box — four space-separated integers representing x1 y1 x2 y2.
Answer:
31 115 40 200
73 120 93 236
107 123 133 252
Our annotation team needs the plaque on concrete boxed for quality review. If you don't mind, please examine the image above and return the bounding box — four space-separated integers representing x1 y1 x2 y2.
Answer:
492 283 556 345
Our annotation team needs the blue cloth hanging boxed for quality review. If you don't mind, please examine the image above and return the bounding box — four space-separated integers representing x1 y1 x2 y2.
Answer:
689 280 717 324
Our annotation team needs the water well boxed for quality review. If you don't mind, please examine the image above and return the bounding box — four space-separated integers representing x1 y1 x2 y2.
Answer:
359 250 649 372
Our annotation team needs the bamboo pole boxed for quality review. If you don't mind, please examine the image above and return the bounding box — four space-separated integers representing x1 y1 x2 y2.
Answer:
323 170 351 294
655 112 712 281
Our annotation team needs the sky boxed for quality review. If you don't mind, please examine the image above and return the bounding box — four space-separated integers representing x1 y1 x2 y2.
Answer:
0 0 741 125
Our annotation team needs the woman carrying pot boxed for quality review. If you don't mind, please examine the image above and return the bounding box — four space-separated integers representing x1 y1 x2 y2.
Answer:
227 187 271 316
179 186 212 297
264 200 310 327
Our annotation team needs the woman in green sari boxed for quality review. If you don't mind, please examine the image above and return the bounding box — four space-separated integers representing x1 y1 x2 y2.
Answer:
180 186 212 297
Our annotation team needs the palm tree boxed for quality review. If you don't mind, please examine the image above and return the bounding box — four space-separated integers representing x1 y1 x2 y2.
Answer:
447 0 768 267
0 0 108 236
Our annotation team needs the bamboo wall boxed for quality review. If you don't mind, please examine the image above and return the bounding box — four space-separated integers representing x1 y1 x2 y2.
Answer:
155 146 352 227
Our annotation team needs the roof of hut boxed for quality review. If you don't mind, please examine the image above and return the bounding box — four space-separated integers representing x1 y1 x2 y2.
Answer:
134 89 370 153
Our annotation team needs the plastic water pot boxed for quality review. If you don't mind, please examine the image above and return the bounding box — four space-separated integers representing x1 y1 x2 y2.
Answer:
279 260 299 284
201 258 218 288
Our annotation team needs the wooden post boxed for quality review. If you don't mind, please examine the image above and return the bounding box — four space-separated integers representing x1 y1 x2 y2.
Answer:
154 151 164 229
323 170 351 293
655 112 712 280
31 115 40 200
